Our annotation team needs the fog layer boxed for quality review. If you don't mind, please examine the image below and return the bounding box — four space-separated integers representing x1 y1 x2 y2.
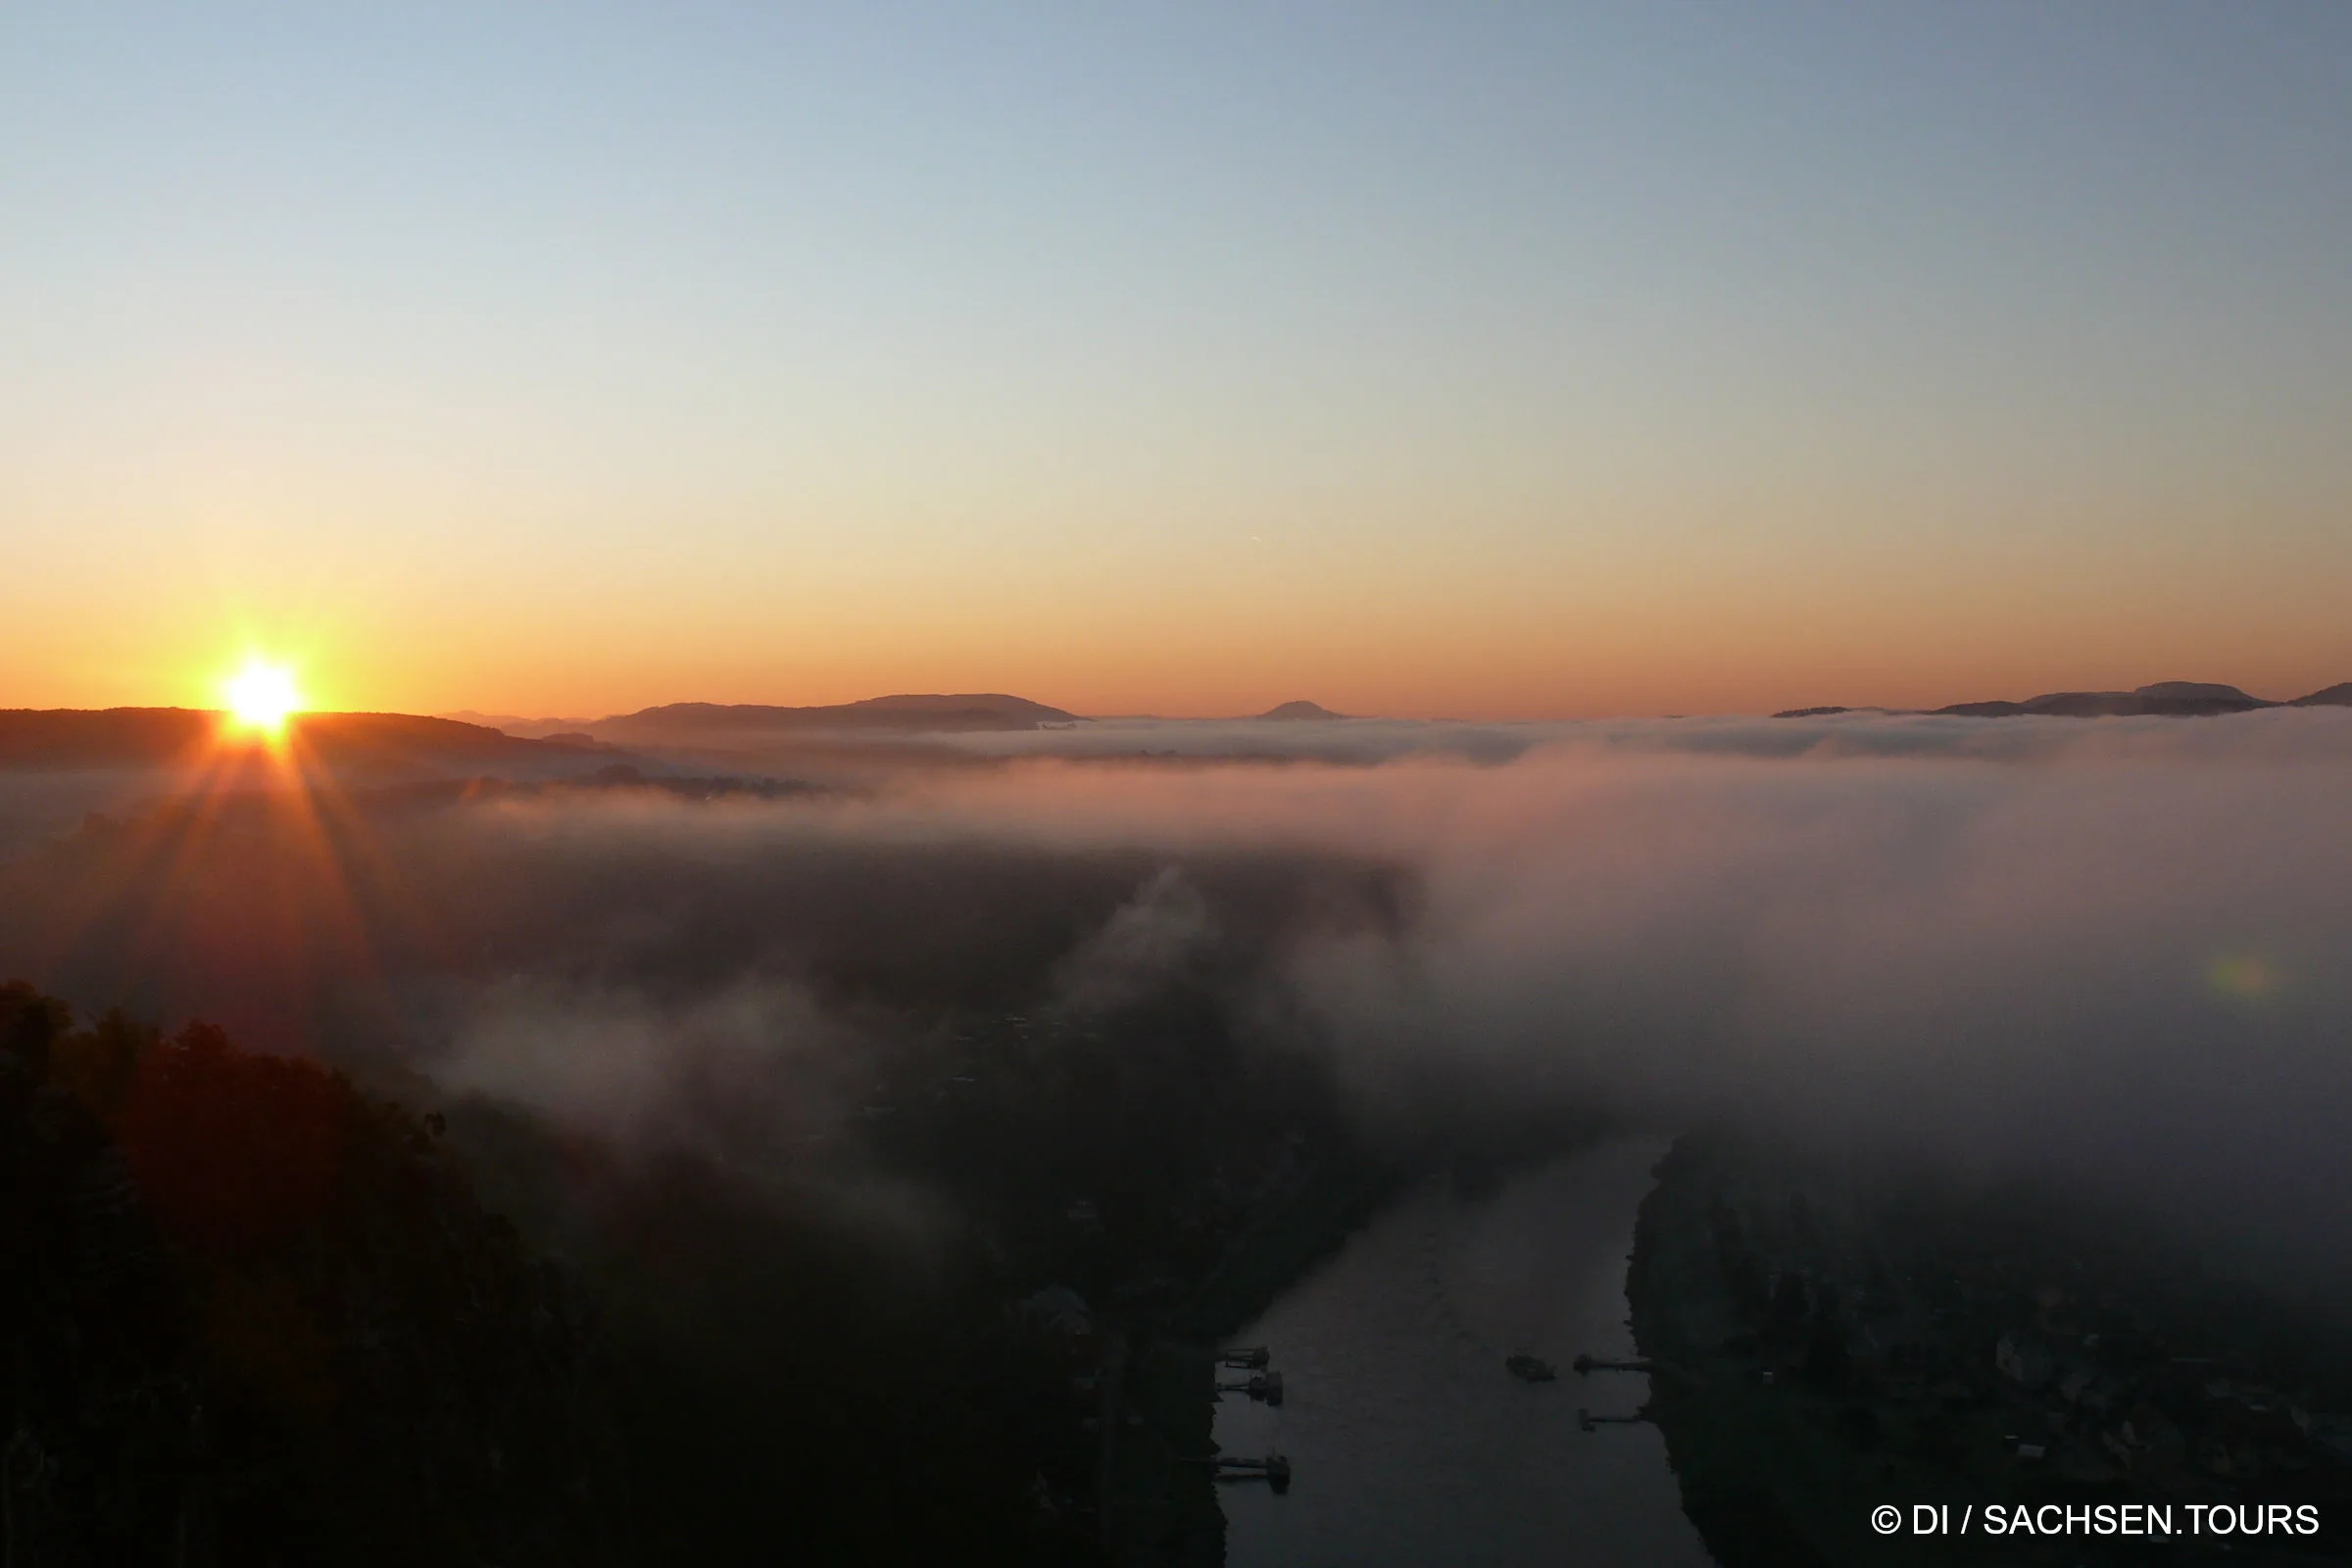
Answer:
4 710 2348 1281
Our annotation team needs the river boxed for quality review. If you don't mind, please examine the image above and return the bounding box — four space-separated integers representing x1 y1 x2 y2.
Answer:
1212 1139 1716 1567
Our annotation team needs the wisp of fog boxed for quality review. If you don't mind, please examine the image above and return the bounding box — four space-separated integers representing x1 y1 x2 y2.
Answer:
6 709 2350 1291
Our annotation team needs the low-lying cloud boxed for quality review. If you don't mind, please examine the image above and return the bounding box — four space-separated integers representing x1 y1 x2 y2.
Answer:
427 975 856 1163
6 708 2351 1286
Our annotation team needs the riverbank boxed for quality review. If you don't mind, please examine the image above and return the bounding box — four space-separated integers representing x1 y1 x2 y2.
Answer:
1211 1138 1714 1566
1102 1108 1660 1566
1629 1136 2093 1566
1101 1147 1405 1566
1628 1136 2352 1568
1628 1138 1856 1567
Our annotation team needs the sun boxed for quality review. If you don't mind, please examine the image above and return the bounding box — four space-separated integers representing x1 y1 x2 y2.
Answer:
223 659 305 736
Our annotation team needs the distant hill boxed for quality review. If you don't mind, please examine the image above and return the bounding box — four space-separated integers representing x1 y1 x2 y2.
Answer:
1256 700 1346 720
2134 681 2261 704
436 710 599 737
1935 681 2271 718
1772 680 2351 719
0 708 623 779
0 708 216 768
290 711 626 775
587 693 1079 741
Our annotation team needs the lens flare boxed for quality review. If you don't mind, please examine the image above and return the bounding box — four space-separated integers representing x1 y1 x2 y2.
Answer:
2206 953 2283 1004
223 659 304 736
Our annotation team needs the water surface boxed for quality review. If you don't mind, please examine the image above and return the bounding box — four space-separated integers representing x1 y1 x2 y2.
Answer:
1214 1140 1715 1567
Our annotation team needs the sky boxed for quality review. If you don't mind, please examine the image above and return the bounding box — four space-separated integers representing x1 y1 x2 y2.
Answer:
3 2 2348 719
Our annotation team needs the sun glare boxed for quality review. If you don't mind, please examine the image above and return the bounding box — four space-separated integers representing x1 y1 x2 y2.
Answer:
223 659 305 736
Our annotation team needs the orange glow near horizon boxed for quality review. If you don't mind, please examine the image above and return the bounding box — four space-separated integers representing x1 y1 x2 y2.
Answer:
3 563 2346 723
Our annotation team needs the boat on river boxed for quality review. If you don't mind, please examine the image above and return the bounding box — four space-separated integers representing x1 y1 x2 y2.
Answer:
1505 1353 1557 1382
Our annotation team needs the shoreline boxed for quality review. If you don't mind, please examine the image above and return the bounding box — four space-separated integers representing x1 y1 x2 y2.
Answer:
1103 1115 1620 1565
1627 1136 2352 1568
1101 1149 1405 1567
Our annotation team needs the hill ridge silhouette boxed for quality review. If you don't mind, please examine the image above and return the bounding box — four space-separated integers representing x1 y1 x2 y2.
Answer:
1775 679 2352 719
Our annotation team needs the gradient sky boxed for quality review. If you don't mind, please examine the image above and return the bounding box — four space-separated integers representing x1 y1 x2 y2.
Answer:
4 3 2348 718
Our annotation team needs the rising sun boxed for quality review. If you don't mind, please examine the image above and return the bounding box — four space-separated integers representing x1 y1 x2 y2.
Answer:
223 659 305 735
